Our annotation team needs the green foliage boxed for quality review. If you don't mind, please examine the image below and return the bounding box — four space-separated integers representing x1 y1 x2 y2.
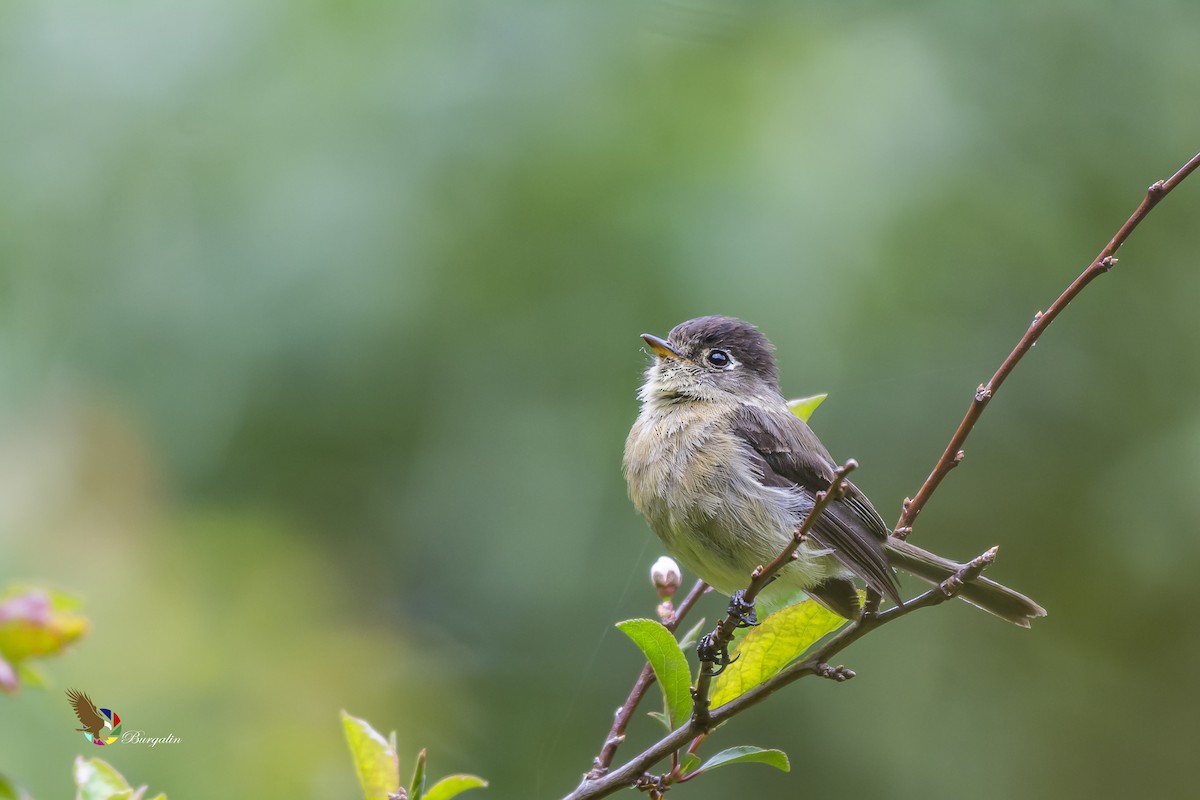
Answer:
409 749 427 799
0 585 88 693
342 712 486 800
0 775 31 800
695 746 790 775
710 598 854 707
73 757 165 800
615 619 693 730
422 776 489 800
342 711 401 800
786 394 828 423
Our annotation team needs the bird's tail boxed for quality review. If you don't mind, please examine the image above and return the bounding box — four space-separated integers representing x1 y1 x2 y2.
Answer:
884 538 1046 628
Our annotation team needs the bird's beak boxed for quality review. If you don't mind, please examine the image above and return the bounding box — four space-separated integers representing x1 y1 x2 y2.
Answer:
641 333 683 361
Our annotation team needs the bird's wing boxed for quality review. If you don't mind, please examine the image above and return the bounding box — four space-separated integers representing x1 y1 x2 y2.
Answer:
66 689 105 733
732 404 901 603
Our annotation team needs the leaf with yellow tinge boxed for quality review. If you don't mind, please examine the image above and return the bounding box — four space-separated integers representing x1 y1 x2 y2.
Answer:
709 598 854 707
787 394 827 423
423 775 488 800
0 586 89 691
341 711 400 800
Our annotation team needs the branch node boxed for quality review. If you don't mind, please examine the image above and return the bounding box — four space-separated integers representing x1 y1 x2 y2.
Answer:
953 450 965 465
939 546 999 597
1099 256 1118 271
891 525 912 540
1031 310 1043 327
974 384 992 402
816 663 856 682
1148 179 1166 194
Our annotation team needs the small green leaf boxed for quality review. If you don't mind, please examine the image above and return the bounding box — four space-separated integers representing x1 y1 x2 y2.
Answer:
679 752 701 776
646 710 670 731
73 756 142 800
710 598 853 707
15 662 45 689
697 746 790 773
616 619 693 729
341 711 400 800
422 775 488 800
787 394 827 422
410 748 427 800
676 617 706 650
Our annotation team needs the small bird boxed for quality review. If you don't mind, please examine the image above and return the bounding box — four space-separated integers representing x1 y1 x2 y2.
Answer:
66 688 107 739
624 316 1045 638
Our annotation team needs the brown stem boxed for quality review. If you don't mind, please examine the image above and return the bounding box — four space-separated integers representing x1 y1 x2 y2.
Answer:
895 150 1200 534
585 578 708 780
690 460 857 726
568 151 1200 800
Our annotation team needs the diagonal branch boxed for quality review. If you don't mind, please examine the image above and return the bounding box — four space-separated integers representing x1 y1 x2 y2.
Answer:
689 460 857 725
567 150 1200 800
585 578 708 780
894 150 1200 536
564 545 1006 800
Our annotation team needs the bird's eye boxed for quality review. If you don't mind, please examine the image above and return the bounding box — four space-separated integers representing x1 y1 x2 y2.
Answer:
706 349 730 367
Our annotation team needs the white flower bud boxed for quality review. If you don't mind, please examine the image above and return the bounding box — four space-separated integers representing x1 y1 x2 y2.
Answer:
650 556 682 599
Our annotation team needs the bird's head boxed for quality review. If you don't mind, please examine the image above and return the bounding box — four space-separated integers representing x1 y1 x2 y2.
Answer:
639 316 782 405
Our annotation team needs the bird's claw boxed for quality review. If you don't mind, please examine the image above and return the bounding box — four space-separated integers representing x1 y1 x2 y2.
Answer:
727 589 759 628
696 632 738 675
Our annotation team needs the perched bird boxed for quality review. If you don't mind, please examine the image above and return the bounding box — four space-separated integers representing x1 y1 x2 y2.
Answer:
67 688 107 739
623 315 1045 635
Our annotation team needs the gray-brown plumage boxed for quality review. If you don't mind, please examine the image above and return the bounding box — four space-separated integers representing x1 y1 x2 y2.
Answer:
67 688 106 738
623 315 1046 626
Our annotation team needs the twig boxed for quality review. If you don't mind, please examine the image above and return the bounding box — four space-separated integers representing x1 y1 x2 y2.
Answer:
690 460 857 726
566 151 1200 800
895 150 1200 535
585 579 708 780
563 544 1007 800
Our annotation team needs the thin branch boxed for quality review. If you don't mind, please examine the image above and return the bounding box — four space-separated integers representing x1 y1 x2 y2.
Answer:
895 150 1200 535
690 460 857 725
585 578 708 780
563 544 1005 800
567 151 1200 800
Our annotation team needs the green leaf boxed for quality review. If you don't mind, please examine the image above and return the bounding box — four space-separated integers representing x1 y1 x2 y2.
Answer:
697 746 790 773
0 586 89 689
341 711 400 800
787 394 827 422
616 619 693 729
15 662 45 689
679 752 701 776
676 617 706 650
73 756 146 800
410 748 427 800
0 774 32 800
422 775 488 800
646 710 670 731
710 598 853 707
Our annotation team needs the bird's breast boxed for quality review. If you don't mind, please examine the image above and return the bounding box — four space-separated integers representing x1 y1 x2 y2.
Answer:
624 403 809 588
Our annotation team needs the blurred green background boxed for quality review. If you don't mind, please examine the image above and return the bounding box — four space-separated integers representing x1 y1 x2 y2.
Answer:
2 0 1199 797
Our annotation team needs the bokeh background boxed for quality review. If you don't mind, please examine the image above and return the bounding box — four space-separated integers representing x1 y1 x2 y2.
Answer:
2 0 1199 797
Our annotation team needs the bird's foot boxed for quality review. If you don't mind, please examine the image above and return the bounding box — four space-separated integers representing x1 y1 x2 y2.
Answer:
726 589 759 628
696 632 737 675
